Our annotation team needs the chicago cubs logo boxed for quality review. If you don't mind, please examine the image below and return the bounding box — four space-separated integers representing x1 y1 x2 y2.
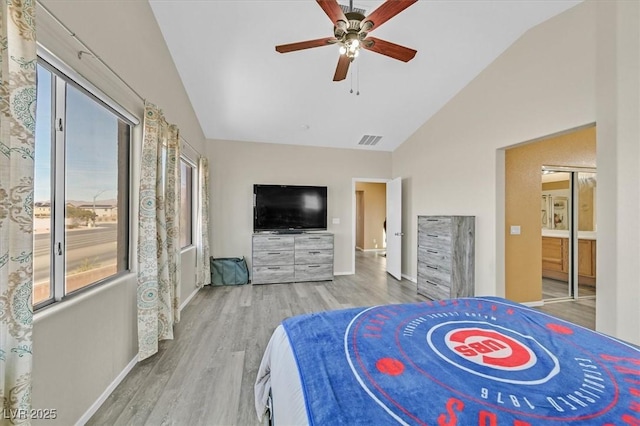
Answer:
343 300 627 424
427 321 560 385
445 328 537 370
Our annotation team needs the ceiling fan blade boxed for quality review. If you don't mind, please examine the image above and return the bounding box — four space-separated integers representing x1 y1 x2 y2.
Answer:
276 37 337 54
361 0 417 32
317 0 348 26
362 37 417 62
333 54 350 81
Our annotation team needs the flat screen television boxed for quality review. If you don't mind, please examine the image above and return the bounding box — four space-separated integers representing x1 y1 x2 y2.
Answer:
253 184 327 232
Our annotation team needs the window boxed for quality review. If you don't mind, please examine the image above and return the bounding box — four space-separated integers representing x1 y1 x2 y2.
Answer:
33 60 132 308
180 158 194 248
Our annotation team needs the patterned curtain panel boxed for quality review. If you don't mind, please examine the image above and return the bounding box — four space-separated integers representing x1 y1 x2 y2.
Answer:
0 0 37 422
137 102 181 361
196 157 211 288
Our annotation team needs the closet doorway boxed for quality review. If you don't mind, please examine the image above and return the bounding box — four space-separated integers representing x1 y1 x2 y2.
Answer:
541 167 597 302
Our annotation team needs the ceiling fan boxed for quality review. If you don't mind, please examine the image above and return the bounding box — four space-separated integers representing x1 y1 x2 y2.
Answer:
275 0 418 81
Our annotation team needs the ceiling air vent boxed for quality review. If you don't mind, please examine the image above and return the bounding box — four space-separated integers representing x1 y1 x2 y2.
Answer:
339 4 367 15
358 135 382 146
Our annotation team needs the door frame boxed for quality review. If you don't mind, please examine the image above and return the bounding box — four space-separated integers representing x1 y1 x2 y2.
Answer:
351 178 390 274
355 190 365 250
541 165 597 301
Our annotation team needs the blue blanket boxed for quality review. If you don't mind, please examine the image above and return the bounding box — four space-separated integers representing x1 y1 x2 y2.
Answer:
282 297 640 425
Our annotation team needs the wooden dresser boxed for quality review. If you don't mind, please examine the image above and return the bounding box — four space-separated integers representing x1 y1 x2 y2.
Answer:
252 233 334 284
417 216 475 300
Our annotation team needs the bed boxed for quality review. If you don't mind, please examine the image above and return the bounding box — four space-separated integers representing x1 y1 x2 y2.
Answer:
255 296 640 425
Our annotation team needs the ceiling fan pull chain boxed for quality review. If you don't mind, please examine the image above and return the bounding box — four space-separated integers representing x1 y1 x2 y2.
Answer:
350 67 354 94
357 59 360 95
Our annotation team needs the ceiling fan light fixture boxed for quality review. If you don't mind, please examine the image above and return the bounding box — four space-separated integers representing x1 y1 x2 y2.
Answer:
338 32 361 59
275 0 418 81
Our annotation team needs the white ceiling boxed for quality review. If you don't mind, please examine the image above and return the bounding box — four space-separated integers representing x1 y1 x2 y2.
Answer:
149 0 581 152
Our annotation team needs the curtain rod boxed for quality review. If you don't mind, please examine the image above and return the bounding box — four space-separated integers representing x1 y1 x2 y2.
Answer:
36 0 202 157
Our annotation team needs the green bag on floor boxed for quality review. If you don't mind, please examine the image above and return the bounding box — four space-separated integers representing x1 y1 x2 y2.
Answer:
210 257 249 285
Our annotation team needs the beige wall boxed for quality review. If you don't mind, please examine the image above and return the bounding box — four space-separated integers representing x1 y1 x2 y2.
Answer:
33 1 206 424
392 0 640 345
207 140 391 275
392 1 595 292
505 126 596 302
355 182 387 250
26 1 640 424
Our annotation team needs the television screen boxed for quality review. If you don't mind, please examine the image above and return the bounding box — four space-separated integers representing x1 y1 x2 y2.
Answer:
254 185 327 232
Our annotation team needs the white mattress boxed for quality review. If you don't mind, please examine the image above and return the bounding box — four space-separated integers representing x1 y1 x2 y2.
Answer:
254 325 308 425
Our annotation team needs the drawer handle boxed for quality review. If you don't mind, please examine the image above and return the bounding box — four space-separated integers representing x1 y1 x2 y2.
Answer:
308 265 320 268
427 234 439 238
267 237 281 240
427 265 438 270
427 249 438 254
267 252 281 255
308 237 321 240
426 280 438 286
267 267 281 270
309 251 320 254
427 219 439 222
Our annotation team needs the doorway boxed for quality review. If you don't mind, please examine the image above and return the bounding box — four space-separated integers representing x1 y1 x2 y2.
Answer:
352 178 401 277
541 167 597 302
353 182 386 259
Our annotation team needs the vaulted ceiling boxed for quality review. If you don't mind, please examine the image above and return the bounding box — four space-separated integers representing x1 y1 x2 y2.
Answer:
149 1 581 152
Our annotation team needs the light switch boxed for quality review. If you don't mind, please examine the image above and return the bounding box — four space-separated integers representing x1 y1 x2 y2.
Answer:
510 225 521 235
332 217 340 225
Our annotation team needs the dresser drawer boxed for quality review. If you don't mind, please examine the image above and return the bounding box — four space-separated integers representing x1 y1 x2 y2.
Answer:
253 235 294 251
252 250 294 266
417 278 450 300
418 217 451 234
418 246 451 272
252 265 294 284
295 235 333 250
295 249 333 265
417 265 451 288
295 264 333 282
418 234 452 253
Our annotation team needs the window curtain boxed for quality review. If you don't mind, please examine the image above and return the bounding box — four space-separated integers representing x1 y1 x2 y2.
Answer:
137 102 181 361
196 157 211 287
0 0 37 421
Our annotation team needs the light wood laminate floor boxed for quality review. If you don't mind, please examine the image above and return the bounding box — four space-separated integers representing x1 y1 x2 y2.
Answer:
88 251 595 425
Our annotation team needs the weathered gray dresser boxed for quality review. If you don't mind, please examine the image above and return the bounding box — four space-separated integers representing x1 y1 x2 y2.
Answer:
417 216 475 300
252 233 334 284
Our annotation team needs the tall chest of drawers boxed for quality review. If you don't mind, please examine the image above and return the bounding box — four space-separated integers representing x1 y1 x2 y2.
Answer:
417 216 475 300
252 233 334 284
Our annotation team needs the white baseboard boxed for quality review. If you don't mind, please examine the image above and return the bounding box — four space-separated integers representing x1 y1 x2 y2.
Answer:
521 300 544 307
180 286 200 311
75 356 138 426
77 287 201 425
333 271 353 276
401 274 417 283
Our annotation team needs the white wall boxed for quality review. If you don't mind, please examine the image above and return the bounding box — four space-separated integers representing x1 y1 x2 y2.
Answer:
207 140 391 275
33 1 206 424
